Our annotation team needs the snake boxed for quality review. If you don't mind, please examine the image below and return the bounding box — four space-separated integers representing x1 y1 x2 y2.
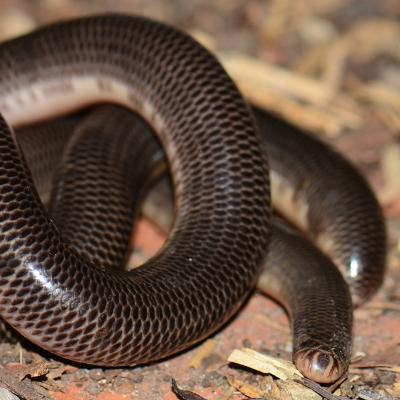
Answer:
0 14 386 384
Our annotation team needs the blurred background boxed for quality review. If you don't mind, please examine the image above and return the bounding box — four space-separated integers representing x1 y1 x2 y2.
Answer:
0 1 400 399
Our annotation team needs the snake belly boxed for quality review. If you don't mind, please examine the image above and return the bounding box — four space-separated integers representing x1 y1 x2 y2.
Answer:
0 15 271 366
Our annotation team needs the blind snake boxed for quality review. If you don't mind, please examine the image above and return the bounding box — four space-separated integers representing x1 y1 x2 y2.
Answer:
0 14 386 383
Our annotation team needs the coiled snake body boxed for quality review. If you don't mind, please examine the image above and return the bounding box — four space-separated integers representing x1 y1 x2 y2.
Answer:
0 14 386 384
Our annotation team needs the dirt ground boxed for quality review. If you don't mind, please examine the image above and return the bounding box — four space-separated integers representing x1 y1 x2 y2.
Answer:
0 1 399 399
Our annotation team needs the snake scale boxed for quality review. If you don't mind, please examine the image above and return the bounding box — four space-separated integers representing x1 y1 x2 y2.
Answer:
0 14 386 383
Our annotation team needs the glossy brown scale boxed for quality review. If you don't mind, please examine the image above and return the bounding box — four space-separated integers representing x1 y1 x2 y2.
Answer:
17 105 355 384
0 14 386 384
253 107 386 307
0 15 270 367
47 106 354 384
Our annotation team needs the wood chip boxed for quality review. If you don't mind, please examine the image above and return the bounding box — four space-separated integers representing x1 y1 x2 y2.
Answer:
217 52 362 136
393 382 400 392
240 84 348 137
261 0 292 41
346 18 400 63
293 44 326 77
228 348 301 381
321 37 351 95
219 51 334 104
377 108 400 136
278 379 323 400
354 81 400 109
378 366 400 373
378 144 400 205
219 373 248 400
365 301 400 312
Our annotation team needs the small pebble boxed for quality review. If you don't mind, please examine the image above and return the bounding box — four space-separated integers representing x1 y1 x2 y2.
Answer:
1 354 18 366
105 368 122 383
89 368 104 381
131 373 144 384
163 374 173 382
242 338 252 348
0 344 13 355
72 369 88 382
85 382 104 396
117 381 136 394
202 378 212 388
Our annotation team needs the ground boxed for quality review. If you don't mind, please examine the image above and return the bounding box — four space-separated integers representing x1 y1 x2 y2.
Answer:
0 1 399 399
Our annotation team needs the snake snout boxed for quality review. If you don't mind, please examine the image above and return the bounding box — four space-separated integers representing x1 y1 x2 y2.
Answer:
294 348 346 384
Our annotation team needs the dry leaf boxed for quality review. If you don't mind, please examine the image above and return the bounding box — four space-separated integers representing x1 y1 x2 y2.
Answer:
227 375 267 398
172 379 207 400
18 362 49 382
47 365 78 380
219 51 333 104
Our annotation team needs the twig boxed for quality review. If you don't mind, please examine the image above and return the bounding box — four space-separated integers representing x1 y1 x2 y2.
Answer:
294 378 348 400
